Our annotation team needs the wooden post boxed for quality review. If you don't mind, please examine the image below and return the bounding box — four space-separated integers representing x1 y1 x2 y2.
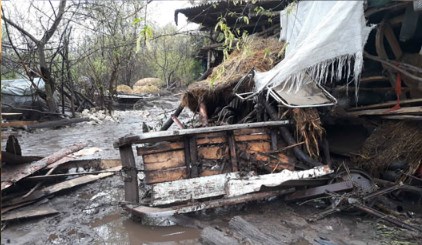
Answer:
227 132 239 172
160 104 184 131
119 145 139 204
189 136 199 177
183 137 192 177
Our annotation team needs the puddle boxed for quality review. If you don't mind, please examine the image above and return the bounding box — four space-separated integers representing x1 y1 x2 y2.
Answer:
90 213 200 244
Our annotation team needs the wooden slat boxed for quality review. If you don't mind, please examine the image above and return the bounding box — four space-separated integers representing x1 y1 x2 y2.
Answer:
1 206 59 221
346 106 422 116
227 132 239 172
201 226 239 245
347 98 422 111
1 120 37 128
229 216 279 245
115 121 290 147
119 146 139 204
151 172 241 206
198 146 227 160
234 134 270 142
143 150 185 171
233 128 267 136
225 166 332 197
145 167 187 184
196 136 227 145
136 142 184 155
190 136 199 177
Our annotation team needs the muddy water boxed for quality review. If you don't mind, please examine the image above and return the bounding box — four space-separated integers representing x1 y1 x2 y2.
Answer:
1 94 202 245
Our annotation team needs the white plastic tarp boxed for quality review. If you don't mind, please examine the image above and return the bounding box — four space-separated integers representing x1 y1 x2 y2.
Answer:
1 78 45 96
254 1 374 95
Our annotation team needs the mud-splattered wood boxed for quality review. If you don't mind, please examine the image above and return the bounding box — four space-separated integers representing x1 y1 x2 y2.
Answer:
136 142 184 155
114 121 290 147
1 205 59 221
151 172 242 206
126 189 293 218
227 132 238 172
225 166 333 197
2 171 116 208
145 167 187 184
143 150 185 171
190 136 199 177
201 226 239 245
1 143 87 190
198 146 227 160
119 145 139 204
229 216 279 245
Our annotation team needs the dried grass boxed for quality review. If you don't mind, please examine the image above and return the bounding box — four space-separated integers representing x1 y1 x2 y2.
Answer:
353 121 422 178
292 108 324 158
116 84 133 94
132 84 160 94
134 78 164 87
181 36 285 112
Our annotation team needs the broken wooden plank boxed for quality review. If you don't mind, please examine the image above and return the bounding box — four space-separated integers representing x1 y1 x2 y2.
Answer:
1 151 43 165
119 145 139 204
136 142 184 155
1 205 59 222
227 132 239 172
24 166 122 181
2 171 116 208
229 216 279 245
126 189 293 218
346 106 422 116
143 150 185 171
201 226 239 245
1 143 87 190
114 121 290 147
225 166 333 197
348 98 422 111
151 172 242 206
145 167 187 184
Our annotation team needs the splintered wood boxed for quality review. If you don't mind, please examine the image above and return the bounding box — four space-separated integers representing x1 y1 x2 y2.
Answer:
1 143 87 190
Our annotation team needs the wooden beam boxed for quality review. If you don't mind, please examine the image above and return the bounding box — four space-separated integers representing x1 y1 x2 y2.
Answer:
119 145 139 204
151 172 241 206
225 166 333 197
201 226 239 245
137 142 184 155
346 106 422 116
143 150 185 171
114 121 290 147
227 132 239 172
1 205 59 222
1 143 87 190
348 98 422 111
189 136 199 177
229 216 279 245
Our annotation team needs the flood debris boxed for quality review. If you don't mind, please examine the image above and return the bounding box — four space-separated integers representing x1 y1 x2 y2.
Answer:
112 2 422 242
1 139 122 224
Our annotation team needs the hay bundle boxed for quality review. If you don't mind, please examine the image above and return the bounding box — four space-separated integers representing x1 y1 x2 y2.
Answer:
292 108 324 158
181 36 285 112
353 121 422 178
132 85 160 94
134 78 164 87
116 84 133 94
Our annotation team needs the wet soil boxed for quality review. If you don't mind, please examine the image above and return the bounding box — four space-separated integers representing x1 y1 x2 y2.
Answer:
1 94 421 244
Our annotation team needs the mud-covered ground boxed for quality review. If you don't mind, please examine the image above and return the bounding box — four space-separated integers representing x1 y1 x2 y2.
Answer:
1 94 421 245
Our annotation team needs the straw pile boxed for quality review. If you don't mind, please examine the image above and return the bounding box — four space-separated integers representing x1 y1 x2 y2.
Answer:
353 121 422 178
132 85 160 94
134 78 164 87
116 84 133 94
181 36 285 112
